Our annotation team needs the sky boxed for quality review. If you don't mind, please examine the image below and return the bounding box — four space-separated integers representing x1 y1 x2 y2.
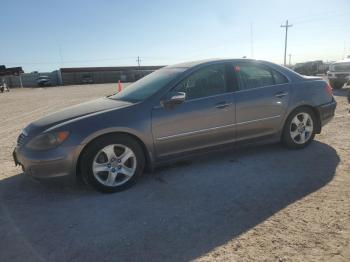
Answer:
1 0 349 72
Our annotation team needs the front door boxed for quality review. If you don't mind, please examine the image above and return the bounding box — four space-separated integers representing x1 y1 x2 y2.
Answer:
151 63 236 158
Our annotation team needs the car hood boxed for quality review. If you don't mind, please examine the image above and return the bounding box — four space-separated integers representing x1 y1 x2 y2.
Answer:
26 97 132 134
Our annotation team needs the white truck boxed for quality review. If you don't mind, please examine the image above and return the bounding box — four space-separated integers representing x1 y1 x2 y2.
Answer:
327 56 350 89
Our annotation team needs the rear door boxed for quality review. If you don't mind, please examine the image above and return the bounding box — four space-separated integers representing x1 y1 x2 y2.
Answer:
151 63 236 158
230 61 291 141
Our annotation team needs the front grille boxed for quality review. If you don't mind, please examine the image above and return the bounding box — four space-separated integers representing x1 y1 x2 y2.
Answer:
17 133 27 147
335 73 349 78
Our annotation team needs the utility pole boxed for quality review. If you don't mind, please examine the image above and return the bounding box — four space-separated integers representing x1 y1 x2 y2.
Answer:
136 56 141 80
281 20 293 66
136 56 141 69
250 23 254 58
288 54 292 67
19 73 23 88
58 44 64 67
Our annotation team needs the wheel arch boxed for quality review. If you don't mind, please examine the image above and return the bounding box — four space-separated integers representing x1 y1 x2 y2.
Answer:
282 104 321 137
75 131 154 180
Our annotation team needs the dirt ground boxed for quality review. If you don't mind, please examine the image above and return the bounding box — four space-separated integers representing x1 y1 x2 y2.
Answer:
0 84 349 262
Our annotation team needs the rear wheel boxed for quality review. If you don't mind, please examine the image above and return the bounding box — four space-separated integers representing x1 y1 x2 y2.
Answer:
80 135 145 193
282 107 316 149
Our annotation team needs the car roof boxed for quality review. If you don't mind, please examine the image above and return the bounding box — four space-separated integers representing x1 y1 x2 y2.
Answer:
166 59 221 68
166 58 275 69
165 58 304 82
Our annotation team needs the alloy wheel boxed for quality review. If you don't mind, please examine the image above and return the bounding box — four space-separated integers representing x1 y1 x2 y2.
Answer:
290 112 314 145
92 144 137 187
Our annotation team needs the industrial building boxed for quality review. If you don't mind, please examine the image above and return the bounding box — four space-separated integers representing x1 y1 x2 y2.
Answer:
2 65 164 88
0 66 24 87
59 66 164 85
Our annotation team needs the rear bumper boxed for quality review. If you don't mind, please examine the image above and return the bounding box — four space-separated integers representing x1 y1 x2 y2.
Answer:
317 100 337 127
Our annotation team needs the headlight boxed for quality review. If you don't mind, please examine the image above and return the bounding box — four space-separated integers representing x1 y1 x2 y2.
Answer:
26 131 69 150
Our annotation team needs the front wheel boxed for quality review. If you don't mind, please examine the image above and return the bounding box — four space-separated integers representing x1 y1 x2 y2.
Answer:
282 107 316 149
80 135 145 193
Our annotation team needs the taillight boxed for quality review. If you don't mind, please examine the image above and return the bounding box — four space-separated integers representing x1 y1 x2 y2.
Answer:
326 82 333 96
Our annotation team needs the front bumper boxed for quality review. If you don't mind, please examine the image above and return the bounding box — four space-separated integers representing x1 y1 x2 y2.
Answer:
327 72 350 82
317 100 337 127
13 145 78 179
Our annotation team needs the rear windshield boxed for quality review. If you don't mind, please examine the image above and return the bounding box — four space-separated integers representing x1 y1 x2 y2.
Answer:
109 68 185 102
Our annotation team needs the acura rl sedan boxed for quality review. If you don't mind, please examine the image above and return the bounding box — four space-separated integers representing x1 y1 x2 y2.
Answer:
13 59 336 193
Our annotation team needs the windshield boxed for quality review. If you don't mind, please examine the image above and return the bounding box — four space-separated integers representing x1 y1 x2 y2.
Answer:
109 68 185 102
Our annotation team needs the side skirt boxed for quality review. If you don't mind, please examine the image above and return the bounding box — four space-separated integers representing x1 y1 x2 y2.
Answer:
152 133 281 170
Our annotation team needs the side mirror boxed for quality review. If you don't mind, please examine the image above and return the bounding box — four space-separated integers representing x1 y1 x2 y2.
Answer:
161 92 186 109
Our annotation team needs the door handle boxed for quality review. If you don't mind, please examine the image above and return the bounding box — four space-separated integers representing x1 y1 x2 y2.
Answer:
274 91 288 98
215 102 231 109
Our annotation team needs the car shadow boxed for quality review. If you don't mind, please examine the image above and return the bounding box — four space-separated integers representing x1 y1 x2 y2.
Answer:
0 141 339 262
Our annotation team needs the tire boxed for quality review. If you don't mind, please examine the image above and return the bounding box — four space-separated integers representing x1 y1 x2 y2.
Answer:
330 80 344 89
80 134 145 193
282 107 316 149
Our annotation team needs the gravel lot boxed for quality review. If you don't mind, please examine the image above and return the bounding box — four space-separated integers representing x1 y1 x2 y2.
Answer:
0 84 349 262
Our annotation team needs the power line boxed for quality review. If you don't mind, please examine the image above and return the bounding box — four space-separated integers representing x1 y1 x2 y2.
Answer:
281 20 293 66
292 11 347 25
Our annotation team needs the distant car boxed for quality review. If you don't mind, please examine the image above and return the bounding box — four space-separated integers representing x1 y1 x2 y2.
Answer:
294 61 326 76
0 81 10 92
327 58 350 89
13 59 336 193
36 76 51 87
81 75 94 84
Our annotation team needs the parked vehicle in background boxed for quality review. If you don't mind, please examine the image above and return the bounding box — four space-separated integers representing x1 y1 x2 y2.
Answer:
36 76 52 87
0 80 10 92
13 59 337 193
327 57 350 89
293 60 328 76
81 74 94 84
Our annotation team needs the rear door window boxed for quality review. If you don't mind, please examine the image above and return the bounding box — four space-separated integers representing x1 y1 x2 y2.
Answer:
235 63 274 91
272 70 289 84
